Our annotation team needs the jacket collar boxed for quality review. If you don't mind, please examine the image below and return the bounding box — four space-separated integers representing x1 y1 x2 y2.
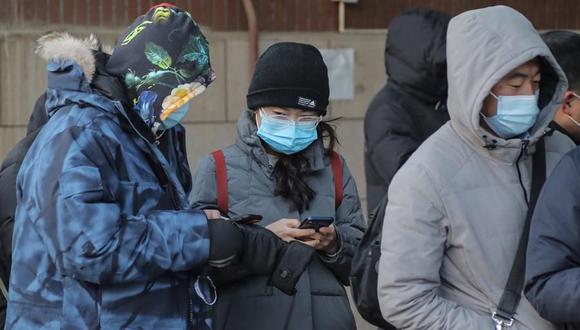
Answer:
235 110 327 172
549 120 580 146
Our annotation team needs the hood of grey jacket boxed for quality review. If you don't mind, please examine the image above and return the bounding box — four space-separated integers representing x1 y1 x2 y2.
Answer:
446 5 567 163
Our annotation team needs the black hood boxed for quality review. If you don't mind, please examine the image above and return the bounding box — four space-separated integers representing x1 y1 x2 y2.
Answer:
385 8 450 103
92 51 131 107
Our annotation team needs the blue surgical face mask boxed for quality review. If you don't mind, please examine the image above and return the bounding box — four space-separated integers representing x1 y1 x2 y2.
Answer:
160 102 191 130
482 92 540 138
256 109 319 155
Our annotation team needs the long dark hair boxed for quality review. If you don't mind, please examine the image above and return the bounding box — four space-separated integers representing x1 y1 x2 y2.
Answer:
270 120 339 212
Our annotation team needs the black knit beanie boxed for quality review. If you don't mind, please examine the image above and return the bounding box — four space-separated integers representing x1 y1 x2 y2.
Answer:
247 42 329 115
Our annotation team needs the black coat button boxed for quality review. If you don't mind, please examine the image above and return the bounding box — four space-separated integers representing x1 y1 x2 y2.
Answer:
280 269 289 279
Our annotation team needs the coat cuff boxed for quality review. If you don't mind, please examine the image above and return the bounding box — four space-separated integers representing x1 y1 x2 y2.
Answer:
318 227 344 263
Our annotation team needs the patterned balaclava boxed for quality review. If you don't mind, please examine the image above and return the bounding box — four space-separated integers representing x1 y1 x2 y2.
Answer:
107 3 215 134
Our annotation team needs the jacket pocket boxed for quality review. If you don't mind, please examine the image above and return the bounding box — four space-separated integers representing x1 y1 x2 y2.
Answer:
59 166 104 198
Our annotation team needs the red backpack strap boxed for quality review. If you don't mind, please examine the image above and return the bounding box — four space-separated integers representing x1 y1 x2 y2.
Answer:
330 151 343 209
211 150 228 213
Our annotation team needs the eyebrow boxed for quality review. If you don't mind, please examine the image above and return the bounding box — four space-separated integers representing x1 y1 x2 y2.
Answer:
506 71 541 80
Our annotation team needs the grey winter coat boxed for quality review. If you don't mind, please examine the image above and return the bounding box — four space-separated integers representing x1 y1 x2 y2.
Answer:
377 6 568 330
190 110 366 330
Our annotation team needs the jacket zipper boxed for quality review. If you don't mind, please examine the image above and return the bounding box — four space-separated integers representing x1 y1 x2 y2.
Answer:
515 140 530 206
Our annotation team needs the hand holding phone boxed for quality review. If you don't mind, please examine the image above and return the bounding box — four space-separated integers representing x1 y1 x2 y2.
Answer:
298 217 338 252
266 218 315 242
298 216 335 232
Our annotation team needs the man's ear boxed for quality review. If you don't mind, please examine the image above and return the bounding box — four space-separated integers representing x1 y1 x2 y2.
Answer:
562 91 575 115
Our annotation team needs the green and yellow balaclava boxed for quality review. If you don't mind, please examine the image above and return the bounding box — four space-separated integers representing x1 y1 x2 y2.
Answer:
107 3 215 134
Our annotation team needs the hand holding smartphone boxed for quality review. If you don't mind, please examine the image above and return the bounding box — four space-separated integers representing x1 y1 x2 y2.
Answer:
298 216 334 232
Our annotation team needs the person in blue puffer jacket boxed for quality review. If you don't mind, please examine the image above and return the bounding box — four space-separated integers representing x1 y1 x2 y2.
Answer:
5 4 314 330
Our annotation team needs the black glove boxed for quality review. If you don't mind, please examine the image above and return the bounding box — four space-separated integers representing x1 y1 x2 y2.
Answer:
206 219 315 295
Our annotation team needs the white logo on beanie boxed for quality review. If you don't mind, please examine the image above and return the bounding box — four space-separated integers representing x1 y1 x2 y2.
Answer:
297 96 316 108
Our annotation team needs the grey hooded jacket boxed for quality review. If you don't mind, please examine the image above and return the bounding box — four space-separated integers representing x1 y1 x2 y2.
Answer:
190 110 366 330
377 6 567 330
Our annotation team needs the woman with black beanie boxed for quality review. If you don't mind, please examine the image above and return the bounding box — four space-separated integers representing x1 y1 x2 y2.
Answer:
191 42 365 330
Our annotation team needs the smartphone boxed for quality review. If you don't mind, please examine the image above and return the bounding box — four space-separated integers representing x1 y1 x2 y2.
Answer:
298 216 334 231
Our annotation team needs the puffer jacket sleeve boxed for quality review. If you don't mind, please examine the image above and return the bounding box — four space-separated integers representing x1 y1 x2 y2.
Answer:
320 155 366 285
524 149 580 323
189 154 219 210
365 102 418 187
27 125 210 285
378 162 492 329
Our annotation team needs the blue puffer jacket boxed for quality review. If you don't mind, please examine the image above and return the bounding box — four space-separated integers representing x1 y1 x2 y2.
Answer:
6 39 211 329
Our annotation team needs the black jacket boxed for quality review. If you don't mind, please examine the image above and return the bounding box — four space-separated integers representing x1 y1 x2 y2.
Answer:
364 9 450 212
0 94 48 330
0 94 48 277
525 146 580 330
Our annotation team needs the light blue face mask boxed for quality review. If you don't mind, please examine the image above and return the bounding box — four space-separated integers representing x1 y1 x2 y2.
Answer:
482 92 540 138
160 102 191 130
256 109 319 155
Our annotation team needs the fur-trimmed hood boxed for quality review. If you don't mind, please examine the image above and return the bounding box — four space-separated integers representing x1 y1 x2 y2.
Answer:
34 31 129 121
35 32 111 83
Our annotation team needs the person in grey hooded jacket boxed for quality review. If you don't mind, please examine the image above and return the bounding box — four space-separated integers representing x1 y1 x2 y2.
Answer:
191 42 365 330
377 6 567 330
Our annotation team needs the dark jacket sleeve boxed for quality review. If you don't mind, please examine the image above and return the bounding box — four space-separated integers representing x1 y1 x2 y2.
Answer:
524 148 580 323
26 125 210 285
365 102 419 187
320 156 366 285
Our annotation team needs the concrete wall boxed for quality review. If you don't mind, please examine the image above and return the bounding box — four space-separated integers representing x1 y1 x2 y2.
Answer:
0 27 386 329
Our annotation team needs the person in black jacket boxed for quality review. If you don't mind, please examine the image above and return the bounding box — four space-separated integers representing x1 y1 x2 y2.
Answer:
0 94 48 329
542 31 580 142
524 33 580 330
364 8 450 213
524 146 580 330
539 31 580 178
